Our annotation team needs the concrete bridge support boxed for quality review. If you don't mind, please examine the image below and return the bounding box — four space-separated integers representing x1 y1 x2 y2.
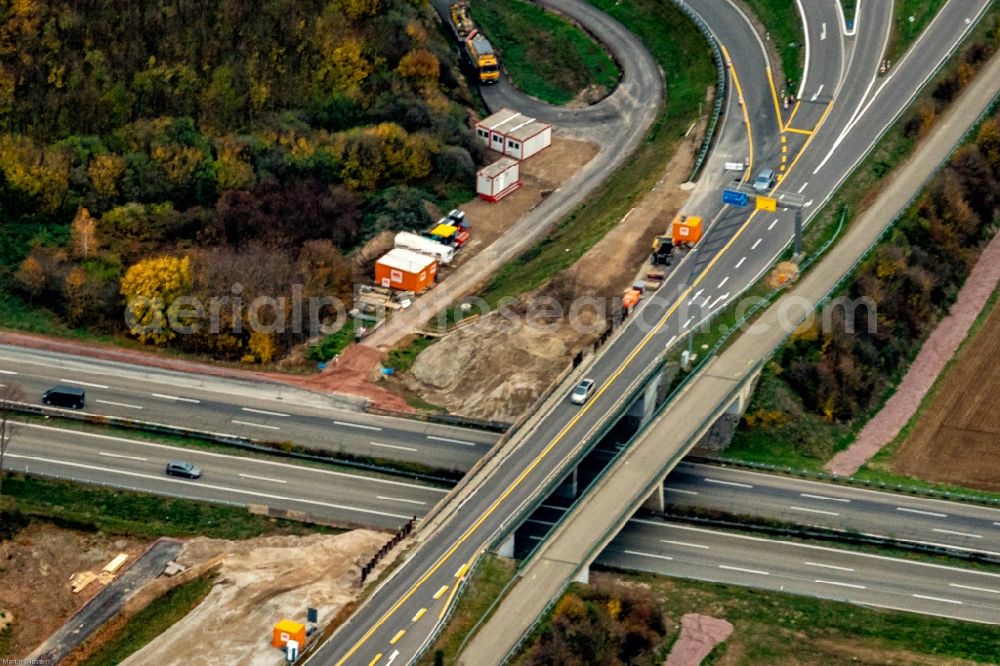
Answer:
553 465 579 500
626 371 664 426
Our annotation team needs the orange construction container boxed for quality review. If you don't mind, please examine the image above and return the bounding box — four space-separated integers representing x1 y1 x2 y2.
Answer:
622 289 641 309
671 215 703 245
375 248 438 292
273 619 306 648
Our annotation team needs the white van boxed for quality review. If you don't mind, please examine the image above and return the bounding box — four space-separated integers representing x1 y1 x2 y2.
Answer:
394 232 455 264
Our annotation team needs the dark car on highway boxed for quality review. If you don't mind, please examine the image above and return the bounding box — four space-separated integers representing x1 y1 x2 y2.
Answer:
42 385 86 409
165 461 202 479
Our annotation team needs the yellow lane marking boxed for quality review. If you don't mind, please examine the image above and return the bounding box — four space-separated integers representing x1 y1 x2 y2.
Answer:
766 66 786 132
390 630 405 645
433 585 449 600
454 563 469 579
786 100 802 127
336 46 843 666
781 101 834 185
412 608 427 623
784 127 814 136
722 45 755 180
368 654 382 666
439 577 464 620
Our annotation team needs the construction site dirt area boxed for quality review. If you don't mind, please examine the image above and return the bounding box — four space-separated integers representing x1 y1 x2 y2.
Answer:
121 530 391 666
0 523 148 659
456 138 599 257
402 122 702 421
888 297 1000 492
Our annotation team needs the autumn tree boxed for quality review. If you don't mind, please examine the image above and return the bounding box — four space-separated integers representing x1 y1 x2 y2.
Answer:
120 255 193 344
70 207 99 258
0 382 25 500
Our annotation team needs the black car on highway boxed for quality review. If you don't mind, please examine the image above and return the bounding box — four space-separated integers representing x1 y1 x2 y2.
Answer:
42 385 86 409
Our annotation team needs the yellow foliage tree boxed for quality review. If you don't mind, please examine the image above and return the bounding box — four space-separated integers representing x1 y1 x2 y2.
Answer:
0 134 70 211
397 49 439 82
64 267 88 325
333 0 380 20
151 143 206 185
14 255 46 301
87 153 125 198
120 256 193 344
70 207 98 258
215 141 256 191
247 331 277 364
315 37 372 95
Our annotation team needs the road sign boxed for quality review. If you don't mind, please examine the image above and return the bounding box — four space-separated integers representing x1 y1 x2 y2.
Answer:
722 189 749 207
756 195 777 212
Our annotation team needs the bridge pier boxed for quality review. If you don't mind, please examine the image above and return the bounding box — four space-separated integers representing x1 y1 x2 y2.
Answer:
641 483 665 513
626 372 664 426
573 565 589 585
495 532 516 558
553 466 579 500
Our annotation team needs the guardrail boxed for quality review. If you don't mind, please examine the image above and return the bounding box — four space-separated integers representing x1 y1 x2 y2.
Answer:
7 403 459 485
676 0 727 181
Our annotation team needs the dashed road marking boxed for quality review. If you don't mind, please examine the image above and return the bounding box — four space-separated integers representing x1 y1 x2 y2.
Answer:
735 256 747 269
239 473 287 484
751 238 762 250
913 594 962 605
61 379 108 389
242 407 289 417
897 507 947 518
932 528 982 539
96 399 143 410
624 549 673 561
427 435 476 447
99 451 147 462
790 505 840 517
371 442 418 452
152 393 201 404
704 477 753 489
804 561 854 572
800 493 850 503
661 539 709 549
949 583 999 594
334 420 382 431
815 579 865 589
231 419 280 431
378 496 426 506
719 564 769 575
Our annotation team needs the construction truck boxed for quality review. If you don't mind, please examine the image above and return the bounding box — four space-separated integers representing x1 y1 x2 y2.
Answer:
651 214 703 265
450 2 501 84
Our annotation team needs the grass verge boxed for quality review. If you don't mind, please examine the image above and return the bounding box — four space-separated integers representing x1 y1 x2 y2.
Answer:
471 0 620 105
476 0 715 306
76 575 215 666
417 554 517 665
2 473 339 540
593 571 1000 664
742 0 804 90
888 0 948 65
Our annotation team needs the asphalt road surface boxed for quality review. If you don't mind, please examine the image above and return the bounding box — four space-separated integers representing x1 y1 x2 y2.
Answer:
0 344 493 471
314 1 996 663
600 519 1000 625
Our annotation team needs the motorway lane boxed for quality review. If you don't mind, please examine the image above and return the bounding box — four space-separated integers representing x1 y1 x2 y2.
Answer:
0 345 493 471
4 421 447 529
316 1 998 661
665 462 1000 556
600 520 1000 625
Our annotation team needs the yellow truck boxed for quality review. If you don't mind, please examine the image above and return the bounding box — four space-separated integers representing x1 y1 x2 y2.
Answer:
450 1 500 84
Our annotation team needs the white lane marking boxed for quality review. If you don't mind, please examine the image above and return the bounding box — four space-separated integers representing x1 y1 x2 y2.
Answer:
804 561 854 572
717 277 729 289
719 564 769 575
683 318 694 329
96 399 143 410
820 22 827 40
701 295 711 308
735 256 747 269
0 369 18 375
661 539 709 549
815 579 865 590
60 378 108 389
897 507 947 518
804 200 813 207
239 473 287 484
810 85 825 102
666 335 678 348
995 522 1000 527
800 493 850 503
623 549 673 561
641 522 1000 580
704 477 753 489
5 453 414 519
950 583 1000 594
98 451 147 462
667 488 699 496
151 393 201 404
231 419 280 431
16 421 446 493
386 650 400 666
913 594 962 605
767 219 778 231
932 528 982 539
378 496 426 506
334 420 382 431
751 238 762 250
241 407 289 417
709 294 729 309
371 441 418 452
797 182 808 193
790 505 840 517
427 435 476 447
